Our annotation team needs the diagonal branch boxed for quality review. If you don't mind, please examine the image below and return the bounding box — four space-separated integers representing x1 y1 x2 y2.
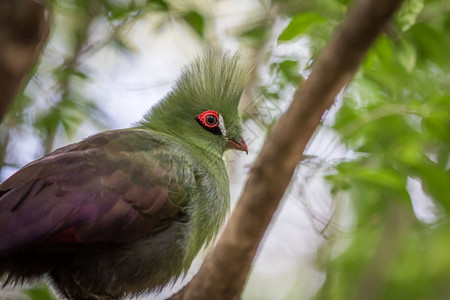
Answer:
169 0 404 299
0 0 50 122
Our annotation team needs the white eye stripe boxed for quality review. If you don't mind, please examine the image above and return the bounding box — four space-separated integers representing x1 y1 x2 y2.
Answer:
218 114 227 136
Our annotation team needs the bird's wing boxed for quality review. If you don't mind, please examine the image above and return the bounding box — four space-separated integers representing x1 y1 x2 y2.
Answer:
0 129 194 255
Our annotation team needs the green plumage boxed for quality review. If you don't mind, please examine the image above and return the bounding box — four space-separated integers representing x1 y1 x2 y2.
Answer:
0 51 248 299
141 50 248 156
140 50 248 260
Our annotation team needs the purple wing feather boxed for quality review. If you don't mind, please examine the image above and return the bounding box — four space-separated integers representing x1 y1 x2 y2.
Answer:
0 130 189 255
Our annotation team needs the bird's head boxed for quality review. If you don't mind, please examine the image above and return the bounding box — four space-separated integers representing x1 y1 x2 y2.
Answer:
140 50 249 156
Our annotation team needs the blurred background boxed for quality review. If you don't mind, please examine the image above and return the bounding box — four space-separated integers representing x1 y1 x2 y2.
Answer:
1 0 450 299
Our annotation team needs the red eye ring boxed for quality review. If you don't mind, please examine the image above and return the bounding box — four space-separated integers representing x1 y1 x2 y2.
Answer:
197 110 219 128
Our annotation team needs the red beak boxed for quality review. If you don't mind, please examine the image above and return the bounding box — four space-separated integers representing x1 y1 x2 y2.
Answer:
227 138 248 154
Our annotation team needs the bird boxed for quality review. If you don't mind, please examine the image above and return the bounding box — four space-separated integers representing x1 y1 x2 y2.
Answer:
0 50 248 299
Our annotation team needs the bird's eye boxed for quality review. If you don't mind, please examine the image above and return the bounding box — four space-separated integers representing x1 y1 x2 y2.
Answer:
196 110 224 135
205 114 218 126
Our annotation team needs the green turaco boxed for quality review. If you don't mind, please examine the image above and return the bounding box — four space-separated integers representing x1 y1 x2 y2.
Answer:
0 51 248 299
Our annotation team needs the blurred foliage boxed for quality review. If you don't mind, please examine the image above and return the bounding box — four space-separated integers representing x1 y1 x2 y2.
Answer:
275 0 450 299
0 0 213 179
244 0 450 299
2 0 450 299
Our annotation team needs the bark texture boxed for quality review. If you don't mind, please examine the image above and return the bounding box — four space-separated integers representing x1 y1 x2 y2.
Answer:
169 0 404 299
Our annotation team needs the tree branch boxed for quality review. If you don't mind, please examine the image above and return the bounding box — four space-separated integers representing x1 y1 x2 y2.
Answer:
169 0 404 299
0 0 50 121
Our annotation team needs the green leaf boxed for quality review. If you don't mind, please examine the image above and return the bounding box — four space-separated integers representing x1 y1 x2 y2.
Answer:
147 0 169 11
396 39 417 72
35 107 60 136
105 4 132 21
278 12 326 42
52 66 89 82
408 24 450 68
373 36 393 69
355 167 407 192
278 60 301 83
397 0 424 32
238 23 268 45
182 11 205 38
